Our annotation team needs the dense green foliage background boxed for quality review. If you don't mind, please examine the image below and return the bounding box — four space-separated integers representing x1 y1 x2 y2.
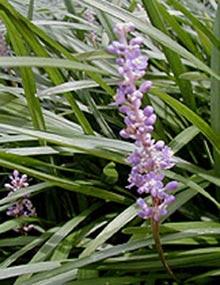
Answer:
0 0 220 284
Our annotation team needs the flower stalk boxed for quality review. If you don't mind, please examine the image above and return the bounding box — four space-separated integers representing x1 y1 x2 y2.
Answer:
151 219 177 281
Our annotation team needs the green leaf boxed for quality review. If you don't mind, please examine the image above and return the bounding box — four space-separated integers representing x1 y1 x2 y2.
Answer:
0 123 133 163
80 203 137 257
0 57 108 75
166 170 220 208
142 0 196 110
102 162 119 184
0 230 55 268
32 203 101 262
0 182 51 206
38 79 116 98
167 0 220 50
67 276 146 285
0 12 45 131
0 219 26 235
169 126 200 153
0 262 61 280
211 4 220 183
179 72 209 81
186 269 220 283
15 204 101 284
150 88 220 152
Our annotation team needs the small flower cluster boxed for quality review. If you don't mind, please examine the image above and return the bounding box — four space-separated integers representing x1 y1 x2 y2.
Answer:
84 9 97 45
0 31 9 56
5 170 36 232
108 23 177 221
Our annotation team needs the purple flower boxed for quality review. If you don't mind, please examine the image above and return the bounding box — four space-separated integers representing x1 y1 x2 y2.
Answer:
84 9 97 44
108 23 178 221
0 32 9 57
5 170 36 233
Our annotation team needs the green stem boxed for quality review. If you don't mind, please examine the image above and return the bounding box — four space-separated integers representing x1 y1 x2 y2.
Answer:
27 0 34 20
211 3 220 198
64 0 76 14
151 220 177 281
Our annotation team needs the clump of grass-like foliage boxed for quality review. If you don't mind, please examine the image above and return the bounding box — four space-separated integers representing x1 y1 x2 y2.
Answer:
0 0 220 284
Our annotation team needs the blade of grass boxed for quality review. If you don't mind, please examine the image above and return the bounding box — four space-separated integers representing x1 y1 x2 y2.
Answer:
169 125 200 153
0 123 134 163
0 230 55 268
167 0 220 50
150 88 220 153
27 0 34 20
0 57 108 75
211 4 220 190
0 12 45 131
142 0 196 110
15 203 101 284
13 19 94 135
156 2 201 59
0 262 61 280
80 203 137 257
0 1 115 97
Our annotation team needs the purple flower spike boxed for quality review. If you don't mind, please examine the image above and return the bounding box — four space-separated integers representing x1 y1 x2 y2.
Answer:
108 23 177 222
84 9 97 45
5 170 36 233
